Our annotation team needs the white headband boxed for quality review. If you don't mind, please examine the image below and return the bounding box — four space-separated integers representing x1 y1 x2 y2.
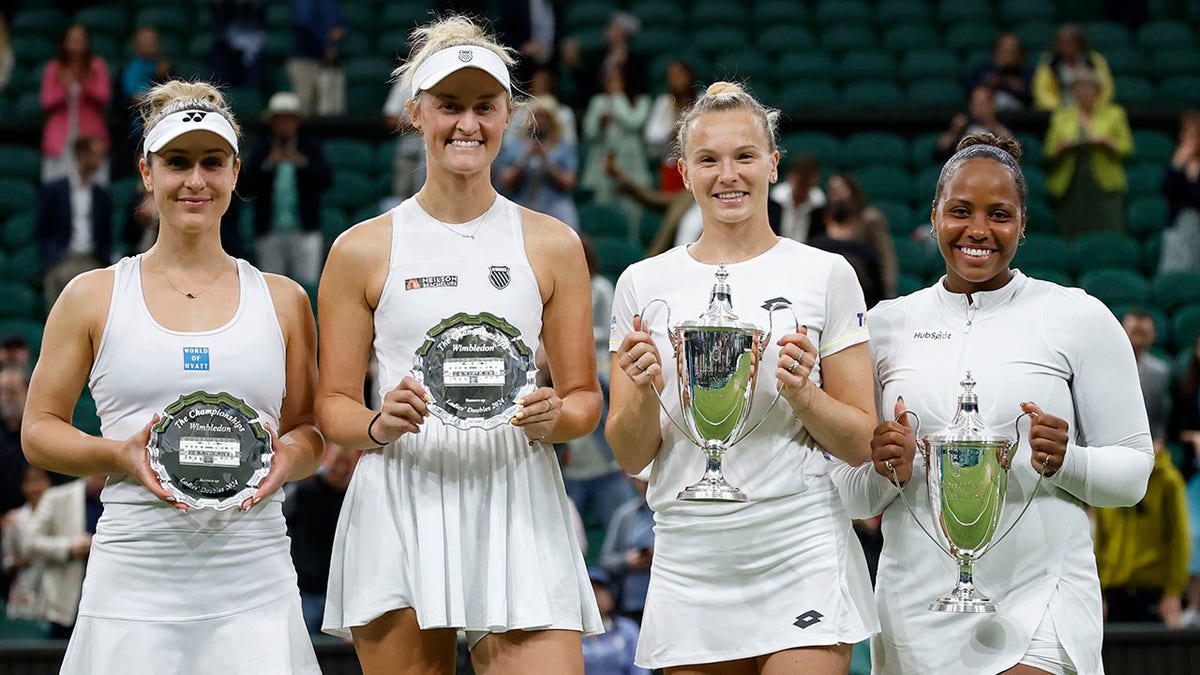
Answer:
144 108 239 158
410 45 511 100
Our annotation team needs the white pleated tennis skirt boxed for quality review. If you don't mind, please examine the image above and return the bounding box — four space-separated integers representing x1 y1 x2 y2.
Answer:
635 470 879 669
322 422 602 639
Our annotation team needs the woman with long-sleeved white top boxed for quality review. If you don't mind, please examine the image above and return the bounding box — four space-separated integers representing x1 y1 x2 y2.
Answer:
831 133 1153 675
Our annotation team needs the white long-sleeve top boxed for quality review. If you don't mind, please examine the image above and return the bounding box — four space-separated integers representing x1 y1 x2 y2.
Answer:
831 271 1153 675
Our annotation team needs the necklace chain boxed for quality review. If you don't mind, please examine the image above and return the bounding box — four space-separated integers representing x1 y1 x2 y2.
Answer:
418 195 490 239
151 251 230 300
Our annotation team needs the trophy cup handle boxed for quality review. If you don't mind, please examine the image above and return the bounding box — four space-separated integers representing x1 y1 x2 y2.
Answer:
729 306 804 446
881 412 954 558
977 410 1045 560
637 298 700 446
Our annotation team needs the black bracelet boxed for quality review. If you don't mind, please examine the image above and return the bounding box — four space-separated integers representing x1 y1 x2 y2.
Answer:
367 412 387 447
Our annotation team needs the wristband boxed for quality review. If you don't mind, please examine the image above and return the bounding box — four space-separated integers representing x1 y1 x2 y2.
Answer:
367 412 387 447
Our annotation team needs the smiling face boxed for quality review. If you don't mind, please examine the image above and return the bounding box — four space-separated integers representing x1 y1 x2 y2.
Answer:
410 68 510 178
677 109 779 229
140 130 239 233
932 157 1024 294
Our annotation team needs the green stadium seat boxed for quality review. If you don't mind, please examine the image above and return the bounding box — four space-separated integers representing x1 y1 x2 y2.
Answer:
224 87 264 121
1082 21 1134 50
564 3 617 31
73 389 101 436
999 0 1056 24
690 1 747 28
753 1 809 25
836 53 896 83
1023 268 1074 286
1126 163 1164 199
1014 234 1072 274
883 24 940 53
339 4 376 34
916 165 943 206
896 272 926 296
1137 21 1194 50
593 236 645 278
74 6 128 35
1141 235 1161 276
351 204 385 225
1171 305 1200 352
2 211 36 250
12 35 57 68
320 207 350 244
757 25 817 59
877 0 933 25
874 200 913 235
265 3 293 31
11 9 67 37
1016 132 1042 162
0 281 36 319
380 2 432 32
891 237 939 278
1132 130 1175 164
781 132 842 167
777 81 839 114
637 210 663 246
814 0 872 25
579 204 629 240
1022 165 1049 202
631 27 687 58
1153 272 1200 310
1114 76 1156 105
843 80 904 109
946 23 1001 56
937 1 993 24
1110 303 1170 345
1 246 40 284
821 24 875 54
339 33 374 59
857 166 914 202
907 78 963 108
0 319 43 358
909 133 941 168
776 52 835 83
1069 232 1142 274
689 27 749 59
844 133 909 168
324 173 377 210
899 50 960 82
323 139 375 175
1079 269 1149 307
1159 76 1200 102
0 179 36 218
631 0 685 28
1103 47 1146 76
1025 198 1056 234
0 146 41 183
712 52 774 85
1013 22 1057 52
1128 197 1169 238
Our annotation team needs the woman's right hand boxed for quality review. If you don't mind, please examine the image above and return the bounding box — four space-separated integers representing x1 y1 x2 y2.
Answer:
372 376 431 443
614 315 662 389
871 397 916 486
118 416 187 511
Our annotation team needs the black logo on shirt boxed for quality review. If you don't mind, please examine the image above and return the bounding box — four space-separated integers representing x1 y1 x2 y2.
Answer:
489 265 511 290
405 275 458 290
761 297 792 311
793 610 824 629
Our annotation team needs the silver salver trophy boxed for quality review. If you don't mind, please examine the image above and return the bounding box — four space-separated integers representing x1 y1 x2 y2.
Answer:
147 391 273 511
412 311 538 430
641 264 796 502
886 373 1045 612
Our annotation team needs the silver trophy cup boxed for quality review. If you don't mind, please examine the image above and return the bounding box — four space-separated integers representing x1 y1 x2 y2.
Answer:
887 373 1043 613
642 264 796 502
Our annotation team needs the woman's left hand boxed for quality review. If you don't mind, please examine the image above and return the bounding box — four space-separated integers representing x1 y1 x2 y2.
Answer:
777 328 819 413
241 423 293 511
1021 401 1069 476
512 386 562 444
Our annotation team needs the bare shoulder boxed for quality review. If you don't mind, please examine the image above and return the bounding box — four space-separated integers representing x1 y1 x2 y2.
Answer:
327 211 393 268
55 267 116 324
262 272 311 312
519 207 583 257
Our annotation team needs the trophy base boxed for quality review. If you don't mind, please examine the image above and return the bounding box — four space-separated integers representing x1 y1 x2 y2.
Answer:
677 481 748 502
929 592 996 613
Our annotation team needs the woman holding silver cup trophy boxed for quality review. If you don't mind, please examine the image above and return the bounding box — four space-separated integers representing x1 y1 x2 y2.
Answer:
316 15 603 675
832 134 1154 675
608 81 879 674
21 80 324 671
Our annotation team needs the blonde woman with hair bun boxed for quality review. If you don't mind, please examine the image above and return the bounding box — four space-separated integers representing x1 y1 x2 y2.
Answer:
316 15 603 674
22 78 323 673
606 80 879 673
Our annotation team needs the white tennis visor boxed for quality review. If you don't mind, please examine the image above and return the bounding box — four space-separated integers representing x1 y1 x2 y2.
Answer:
410 45 512 100
144 108 240 158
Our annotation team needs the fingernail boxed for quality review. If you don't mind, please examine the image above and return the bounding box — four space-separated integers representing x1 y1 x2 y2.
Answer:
511 417 519 425
514 412 524 420
898 396 905 405
516 398 524 405
424 394 433 402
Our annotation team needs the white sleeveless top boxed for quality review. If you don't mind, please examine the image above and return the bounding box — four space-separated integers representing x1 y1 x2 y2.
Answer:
80 255 296 621
373 195 542 406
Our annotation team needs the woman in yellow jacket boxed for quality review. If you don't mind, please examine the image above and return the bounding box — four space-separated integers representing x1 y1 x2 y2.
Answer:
1044 72 1134 239
1032 23 1115 111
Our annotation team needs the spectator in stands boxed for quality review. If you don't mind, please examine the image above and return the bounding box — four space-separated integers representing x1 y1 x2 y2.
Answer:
288 0 346 117
561 370 634 544
35 135 112 310
495 96 580 230
935 85 1016 162
121 181 158 255
811 199 885 308
826 173 897 300
581 567 650 675
209 0 268 90
284 442 359 634
1171 332 1200 483
1033 23 1114 111
605 154 700 256
0 15 13 94
21 474 105 639
581 63 652 237
1124 308 1172 444
506 66 577 147
573 11 648 109
968 32 1033 112
644 60 696 193
382 80 425 203
3 466 53 623
0 337 30 371
120 27 173 140
496 0 563 89
1161 110 1200 274
1094 442 1191 627
0 366 30 515
39 24 111 185
771 155 826 243
242 91 332 286
598 475 653 624
1045 71 1133 239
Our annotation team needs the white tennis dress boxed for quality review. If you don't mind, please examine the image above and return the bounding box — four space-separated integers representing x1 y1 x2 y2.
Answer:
61 256 318 674
322 195 602 640
610 241 879 669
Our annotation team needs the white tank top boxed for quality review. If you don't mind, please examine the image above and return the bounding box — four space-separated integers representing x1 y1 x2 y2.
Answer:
373 195 543 408
88 255 287 531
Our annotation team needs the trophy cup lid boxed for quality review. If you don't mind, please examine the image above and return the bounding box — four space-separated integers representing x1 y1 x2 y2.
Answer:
930 372 1012 445
678 263 761 332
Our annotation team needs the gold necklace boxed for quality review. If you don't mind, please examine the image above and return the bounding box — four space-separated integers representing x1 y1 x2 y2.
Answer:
418 195 491 239
151 251 231 300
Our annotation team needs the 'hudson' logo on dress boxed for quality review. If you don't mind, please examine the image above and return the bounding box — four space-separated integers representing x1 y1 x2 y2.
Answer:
406 275 458 290
183 347 210 371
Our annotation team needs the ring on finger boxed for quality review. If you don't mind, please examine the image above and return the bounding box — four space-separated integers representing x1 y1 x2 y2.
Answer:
787 359 800 373
636 362 646 372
